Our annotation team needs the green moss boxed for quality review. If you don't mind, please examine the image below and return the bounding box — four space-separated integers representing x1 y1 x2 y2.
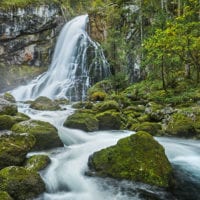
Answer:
166 112 197 137
30 96 61 111
93 100 120 112
72 101 94 109
0 99 18 116
0 133 36 169
90 91 107 101
0 115 15 130
12 113 30 123
96 110 121 130
131 122 162 136
2 93 16 103
0 191 13 200
0 166 45 200
64 111 99 132
0 0 59 9
89 131 173 187
25 155 50 172
11 120 63 150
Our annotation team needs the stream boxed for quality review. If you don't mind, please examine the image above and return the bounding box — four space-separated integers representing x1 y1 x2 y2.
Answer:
17 103 200 200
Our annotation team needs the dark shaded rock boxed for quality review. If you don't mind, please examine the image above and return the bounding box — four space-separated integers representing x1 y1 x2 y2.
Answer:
11 120 63 150
88 131 173 187
0 115 15 130
0 166 45 200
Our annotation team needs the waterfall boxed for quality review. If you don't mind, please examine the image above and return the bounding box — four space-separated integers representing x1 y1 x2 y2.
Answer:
11 15 110 101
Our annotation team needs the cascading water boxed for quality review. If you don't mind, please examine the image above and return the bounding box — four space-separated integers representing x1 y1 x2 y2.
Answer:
11 15 110 101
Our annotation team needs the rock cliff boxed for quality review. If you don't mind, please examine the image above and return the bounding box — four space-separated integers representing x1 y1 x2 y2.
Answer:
0 2 65 92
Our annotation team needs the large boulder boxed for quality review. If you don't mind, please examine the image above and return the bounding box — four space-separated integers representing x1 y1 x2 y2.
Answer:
88 131 173 187
131 122 162 136
0 132 35 169
165 112 197 137
30 96 61 111
96 110 121 130
25 155 51 172
0 166 45 200
0 98 17 116
11 120 63 150
63 111 99 132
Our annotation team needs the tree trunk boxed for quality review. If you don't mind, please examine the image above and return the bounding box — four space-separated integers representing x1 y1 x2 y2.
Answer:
185 64 191 79
161 55 166 90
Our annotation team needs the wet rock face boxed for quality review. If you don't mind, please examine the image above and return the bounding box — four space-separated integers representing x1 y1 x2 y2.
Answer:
0 3 64 66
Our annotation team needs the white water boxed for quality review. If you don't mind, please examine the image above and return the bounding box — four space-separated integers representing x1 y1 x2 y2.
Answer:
11 15 110 101
15 103 200 200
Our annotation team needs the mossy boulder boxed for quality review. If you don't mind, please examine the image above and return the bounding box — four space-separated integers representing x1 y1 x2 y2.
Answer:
93 100 120 112
0 113 30 131
0 191 13 200
11 120 63 150
131 122 162 136
0 98 17 116
72 101 94 109
0 115 16 130
88 131 173 187
12 113 30 123
89 91 107 101
165 113 197 137
0 132 36 169
96 110 121 130
54 98 70 105
2 93 16 103
30 96 61 111
0 166 45 200
25 155 50 172
63 111 99 132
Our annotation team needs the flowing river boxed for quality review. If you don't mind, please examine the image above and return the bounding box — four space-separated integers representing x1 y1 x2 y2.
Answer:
15 103 200 200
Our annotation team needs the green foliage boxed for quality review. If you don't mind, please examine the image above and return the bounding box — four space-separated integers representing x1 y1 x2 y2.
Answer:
0 0 59 8
143 0 200 88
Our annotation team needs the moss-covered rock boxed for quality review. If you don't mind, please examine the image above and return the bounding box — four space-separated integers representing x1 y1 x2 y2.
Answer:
72 101 94 109
30 96 61 111
88 131 173 187
0 132 35 169
0 166 45 200
12 113 30 123
0 98 17 116
165 112 197 137
54 98 70 105
2 93 16 103
25 155 50 172
93 100 120 112
0 115 16 130
0 191 13 200
96 110 121 130
131 122 162 136
63 111 99 132
89 91 107 101
11 120 63 150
